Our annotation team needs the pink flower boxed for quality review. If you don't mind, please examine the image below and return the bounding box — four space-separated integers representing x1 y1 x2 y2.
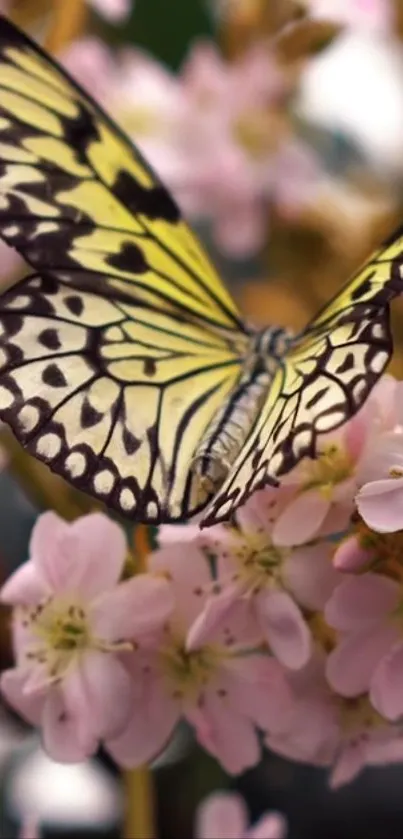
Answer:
264 651 403 788
196 792 286 839
325 573 403 719
0 512 173 762
87 0 131 21
186 490 338 670
107 540 292 775
272 379 398 547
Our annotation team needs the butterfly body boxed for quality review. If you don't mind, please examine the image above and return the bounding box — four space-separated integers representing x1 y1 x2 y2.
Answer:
0 18 399 526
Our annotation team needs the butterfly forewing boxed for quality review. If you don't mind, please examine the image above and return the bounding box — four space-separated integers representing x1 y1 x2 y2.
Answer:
0 17 247 521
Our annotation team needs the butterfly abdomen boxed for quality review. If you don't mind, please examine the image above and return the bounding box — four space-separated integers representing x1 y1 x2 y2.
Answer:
192 369 270 493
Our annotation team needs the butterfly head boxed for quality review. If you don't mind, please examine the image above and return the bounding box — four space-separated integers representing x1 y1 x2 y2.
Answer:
252 326 293 374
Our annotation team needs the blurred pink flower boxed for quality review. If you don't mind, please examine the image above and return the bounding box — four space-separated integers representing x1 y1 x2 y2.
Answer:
196 792 286 839
0 512 173 762
88 0 131 20
63 37 321 256
107 541 292 775
306 0 393 32
187 489 338 669
325 573 403 719
264 650 403 788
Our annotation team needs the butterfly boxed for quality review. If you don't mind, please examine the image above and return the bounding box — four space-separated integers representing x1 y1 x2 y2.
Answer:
0 16 400 526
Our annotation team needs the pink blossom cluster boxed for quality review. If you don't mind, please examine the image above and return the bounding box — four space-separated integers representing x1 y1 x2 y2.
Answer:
3 374 403 788
61 38 320 257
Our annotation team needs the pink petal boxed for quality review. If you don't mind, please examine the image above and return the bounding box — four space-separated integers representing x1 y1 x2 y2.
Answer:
150 544 212 627
186 583 241 651
91 574 174 641
249 813 287 839
0 668 45 725
214 199 266 258
218 655 294 732
357 478 403 532
1 561 49 605
75 651 134 738
326 623 400 696
107 668 179 767
157 524 202 546
42 688 98 763
196 792 247 839
332 535 372 572
272 490 330 546
370 641 403 720
88 0 130 21
30 512 127 597
284 542 338 610
325 574 399 630
187 695 260 775
329 741 366 789
256 590 312 669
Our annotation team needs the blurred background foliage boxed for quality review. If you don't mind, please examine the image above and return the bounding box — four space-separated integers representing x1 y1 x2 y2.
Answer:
2 1 403 838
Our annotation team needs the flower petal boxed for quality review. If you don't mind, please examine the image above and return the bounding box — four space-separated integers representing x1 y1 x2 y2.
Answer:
326 623 400 696
256 590 312 669
370 641 403 720
30 512 127 597
42 688 98 762
332 535 371 572
329 741 366 789
92 574 174 641
88 0 130 21
249 813 287 839
357 478 403 532
218 655 294 732
186 583 241 651
107 664 179 767
78 651 134 738
325 574 399 630
0 561 49 605
187 694 260 775
196 792 247 839
283 542 338 610
150 544 212 627
272 489 330 546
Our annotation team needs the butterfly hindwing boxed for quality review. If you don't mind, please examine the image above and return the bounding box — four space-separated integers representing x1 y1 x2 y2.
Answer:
0 271 244 520
201 235 402 525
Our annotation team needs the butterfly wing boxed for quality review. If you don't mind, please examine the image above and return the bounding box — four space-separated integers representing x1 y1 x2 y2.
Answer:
0 18 247 521
202 230 403 525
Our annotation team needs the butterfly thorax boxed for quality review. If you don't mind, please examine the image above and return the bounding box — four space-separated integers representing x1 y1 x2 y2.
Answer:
192 326 293 494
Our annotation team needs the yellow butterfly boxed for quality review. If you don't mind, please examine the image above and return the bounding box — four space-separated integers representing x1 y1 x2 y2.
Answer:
0 16 399 525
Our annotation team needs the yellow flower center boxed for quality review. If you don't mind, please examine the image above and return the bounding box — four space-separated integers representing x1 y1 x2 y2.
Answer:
228 528 287 593
233 109 285 159
20 595 131 683
162 640 224 702
338 694 384 734
300 444 354 500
